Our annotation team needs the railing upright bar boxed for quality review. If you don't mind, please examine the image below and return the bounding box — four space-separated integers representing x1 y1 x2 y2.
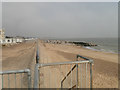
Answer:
15 73 16 88
38 69 40 88
86 63 87 88
61 81 63 88
65 64 67 88
34 64 39 89
2 74 3 88
71 65 72 89
76 56 78 88
36 41 39 64
27 69 31 89
49 66 50 88
49 67 51 88
8 74 10 88
34 39 40 89
76 64 78 88
90 63 93 90
21 73 22 88
80 64 82 88
55 68 57 88
60 65 61 88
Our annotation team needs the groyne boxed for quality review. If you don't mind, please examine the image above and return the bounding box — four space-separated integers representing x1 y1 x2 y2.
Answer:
43 40 97 47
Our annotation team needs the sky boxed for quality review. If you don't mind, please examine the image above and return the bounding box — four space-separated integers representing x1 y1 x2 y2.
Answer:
2 2 118 38
1 0 119 2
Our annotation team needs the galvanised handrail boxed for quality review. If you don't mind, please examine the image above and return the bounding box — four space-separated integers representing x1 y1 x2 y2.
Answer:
33 60 93 88
77 54 91 61
34 39 40 89
36 40 39 63
34 64 39 89
0 69 30 74
61 55 93 89
77 54 93 89
0 69 31 88
39 60 92 67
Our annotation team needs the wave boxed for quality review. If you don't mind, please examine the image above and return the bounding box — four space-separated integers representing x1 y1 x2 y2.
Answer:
84 46 117 54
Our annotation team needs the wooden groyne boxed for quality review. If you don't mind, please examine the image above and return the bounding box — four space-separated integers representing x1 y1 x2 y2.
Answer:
69 41 97 46
43 40 97 47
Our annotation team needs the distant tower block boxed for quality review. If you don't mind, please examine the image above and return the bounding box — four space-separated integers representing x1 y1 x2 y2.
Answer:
0 29 5 39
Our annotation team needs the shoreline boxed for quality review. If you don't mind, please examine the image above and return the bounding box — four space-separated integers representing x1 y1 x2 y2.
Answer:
43 41 118 63
83 46 118 54
43 39 118 55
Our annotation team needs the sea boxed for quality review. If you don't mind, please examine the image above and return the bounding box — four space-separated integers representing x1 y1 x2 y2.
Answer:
61 38 118 54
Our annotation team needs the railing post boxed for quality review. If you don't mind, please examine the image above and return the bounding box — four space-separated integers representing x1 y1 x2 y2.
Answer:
0 69 32 89
34 64 39 89
25 69 31 89
76 56 78 88
36 41 39 64
61 81 63 89
76 64 78 88
90 60 93 90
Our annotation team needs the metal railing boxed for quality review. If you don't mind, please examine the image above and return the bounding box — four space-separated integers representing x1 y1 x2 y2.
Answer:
33 59 93 89
61 55 93 89
61 63 78 88
0 69 31 88
36 40 39 63
77 55 93 89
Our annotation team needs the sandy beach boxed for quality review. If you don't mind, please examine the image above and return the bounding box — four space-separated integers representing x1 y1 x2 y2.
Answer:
2 41 36 88
1 40 118 88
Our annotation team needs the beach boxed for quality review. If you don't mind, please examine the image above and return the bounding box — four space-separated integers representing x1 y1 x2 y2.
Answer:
1 40 118 88
2 41 36 88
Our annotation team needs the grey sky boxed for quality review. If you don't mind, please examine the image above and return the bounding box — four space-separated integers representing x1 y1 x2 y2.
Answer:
2 2 118 38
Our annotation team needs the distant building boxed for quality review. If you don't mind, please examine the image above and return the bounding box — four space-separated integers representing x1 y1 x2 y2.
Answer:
4 38 13 44
15 36 25 43
0 29 25 45
0 29 5 43
0 29 5 39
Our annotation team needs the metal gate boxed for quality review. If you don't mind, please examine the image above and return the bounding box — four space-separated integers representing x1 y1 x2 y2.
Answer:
34 56 93 89
61 55 93 89
0 69 31 88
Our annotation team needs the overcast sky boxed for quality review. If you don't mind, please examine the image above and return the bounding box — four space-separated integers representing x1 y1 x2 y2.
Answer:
2 2 118 38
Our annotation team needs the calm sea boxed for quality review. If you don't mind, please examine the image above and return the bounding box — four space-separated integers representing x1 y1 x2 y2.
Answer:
63 38 118 53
